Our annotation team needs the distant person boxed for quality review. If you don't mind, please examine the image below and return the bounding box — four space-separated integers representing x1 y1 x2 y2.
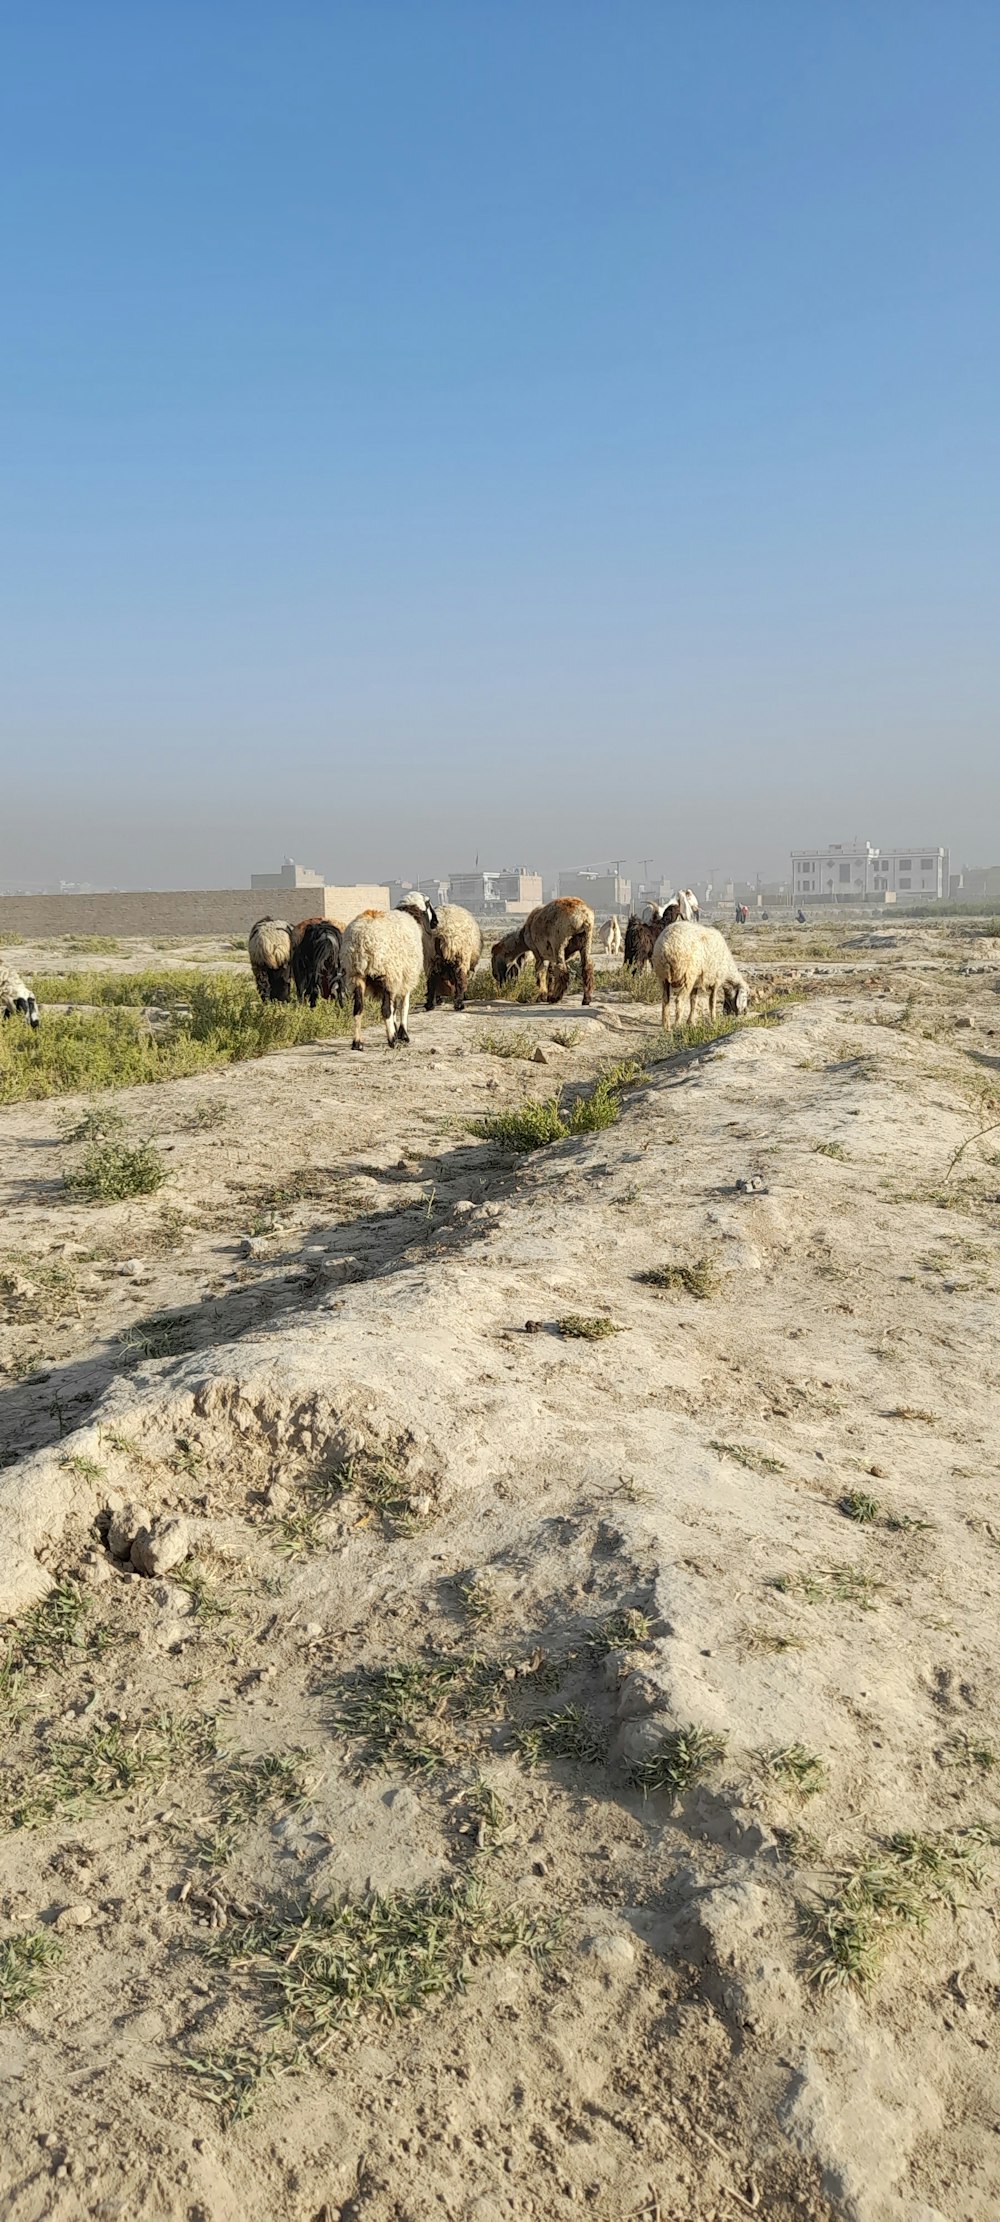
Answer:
796 908 807 924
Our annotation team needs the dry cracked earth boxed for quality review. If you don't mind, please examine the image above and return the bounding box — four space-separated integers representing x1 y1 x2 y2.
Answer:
2 926 1000 2222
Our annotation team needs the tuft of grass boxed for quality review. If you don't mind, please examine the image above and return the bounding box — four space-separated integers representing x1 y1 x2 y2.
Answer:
758 1745 828 1798
180 2043 284 2124
0 1710 216 1831
555 1314 622 1340
118 1309 196 1362
1 1252 81 1324
512 1705 609 1770
802 1830 987 1990
888 1406 939 1423
462 1778 509 1848
627 1723 727 1798
637 1259 718 1300
472 1056 649 1153
585 1606 652 1657
212 1877 558 2040
65 1135 166 1202
944 1731 998 1775
0 1582 96 1713
814 1140 848 1159
172 1560 229 1625
710 1440 786 1475
274 1454 429 1554
839 1489 883 1525
550 1025 581 1048
0 1931 62 2021
455 1574 496 1625
477 1028 537 1060
334 1655 508 1775
774 1563 882 1611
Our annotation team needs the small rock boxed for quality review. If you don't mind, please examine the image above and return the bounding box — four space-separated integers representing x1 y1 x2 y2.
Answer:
868 1464 888 1479
408 1493 433 1520
130 1516 191 1578
301 1621 323 1640
736 1175 767 1194
106 1503 152 1559
532 1046 549 1065
265 1481 291 1513
452 1199 475 1217
582 1930 635 1968
117 1259 146 1278
54 1902 93 1932
954 1014 975 1029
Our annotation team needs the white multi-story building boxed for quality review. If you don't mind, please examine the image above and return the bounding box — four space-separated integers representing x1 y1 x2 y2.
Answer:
791 843 949 903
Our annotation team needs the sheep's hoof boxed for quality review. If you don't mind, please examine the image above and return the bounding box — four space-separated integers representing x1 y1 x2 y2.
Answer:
351 1041 364 1052
397 1029 410 1045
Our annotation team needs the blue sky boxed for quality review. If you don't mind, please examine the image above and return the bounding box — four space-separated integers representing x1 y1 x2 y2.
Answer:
2 3 997 889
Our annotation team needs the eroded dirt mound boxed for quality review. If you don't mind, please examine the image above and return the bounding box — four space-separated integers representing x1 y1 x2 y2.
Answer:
2 976 1000 2221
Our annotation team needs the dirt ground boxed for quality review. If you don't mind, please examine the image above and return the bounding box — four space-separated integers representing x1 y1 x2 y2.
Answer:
2 921 1000 2222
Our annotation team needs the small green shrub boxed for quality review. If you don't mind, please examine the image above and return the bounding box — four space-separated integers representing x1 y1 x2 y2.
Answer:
0 1932 62 2021
627 1723 727 1798
638 1259 718 1300
555 1314 621 1340
64 1136 166 1202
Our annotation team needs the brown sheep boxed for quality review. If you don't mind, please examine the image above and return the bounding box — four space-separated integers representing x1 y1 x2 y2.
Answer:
491 898 594 1006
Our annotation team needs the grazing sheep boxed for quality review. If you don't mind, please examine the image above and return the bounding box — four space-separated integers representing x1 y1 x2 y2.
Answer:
338 908 424 1049
623 899 680 973
398 893 483 1011
596 917 623 958
491 898 595 1006
291 917 346 1007
652 921 749 1030
0 962 40 1028
491 926 529 987
248 917 294 1003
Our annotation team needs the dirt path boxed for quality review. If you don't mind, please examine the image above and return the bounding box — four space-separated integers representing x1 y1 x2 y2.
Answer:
2 943 1000 2222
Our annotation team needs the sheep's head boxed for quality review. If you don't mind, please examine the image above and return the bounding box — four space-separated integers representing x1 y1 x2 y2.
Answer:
398 893 438 930
6 995 40 1028
724 979 750 1016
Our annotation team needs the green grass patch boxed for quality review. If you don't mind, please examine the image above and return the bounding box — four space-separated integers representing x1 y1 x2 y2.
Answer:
0 972 368 1104
477 1028 538 1059
626 1723 727 1798
637 1259 718 1299
774 1563 882 1610
585 1607 652 1656
64 1135 167 1202
0 1710 216 1830
334 1655 509 1774
758 1745 828 1798
0 1582 99 1717
512 1705 609 1769
710 1440 786 1475
0 1931 62 2021
209 1877 558 2041
472 1056 649 1153
555 1314 621 1340
839 1489 882 1525
802 1830 988 1990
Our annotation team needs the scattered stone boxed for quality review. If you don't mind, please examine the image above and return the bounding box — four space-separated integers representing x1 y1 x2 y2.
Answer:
265 1480 291 1514
106 1503 152 1559
532 1047 550 1065
736 1176 767 1194
582 1930 635 1969
954 1014 975 1029
130 1516 191 1578
54 1903 93 1933
868 1464 888 1479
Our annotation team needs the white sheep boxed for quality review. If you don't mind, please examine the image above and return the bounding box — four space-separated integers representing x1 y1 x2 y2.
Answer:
398 894 483 1010
652 920 749 1029
339 907 424 1049
248 917 294 1003
677 888 700 921
0 962 40 1028
596 917 623 958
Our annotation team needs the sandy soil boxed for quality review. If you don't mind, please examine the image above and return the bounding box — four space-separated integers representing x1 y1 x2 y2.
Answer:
2 924 1000 2222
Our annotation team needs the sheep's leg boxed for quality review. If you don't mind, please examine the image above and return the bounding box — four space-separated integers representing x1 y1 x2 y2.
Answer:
351 983 365 1050
581 935 594 1006
396 991 411 1045
453 965 468 1012
382 988 397 1046
660 984 671 1029
534 957 549 1001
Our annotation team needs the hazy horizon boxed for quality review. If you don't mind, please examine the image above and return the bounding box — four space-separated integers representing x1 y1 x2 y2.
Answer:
3 4 998 892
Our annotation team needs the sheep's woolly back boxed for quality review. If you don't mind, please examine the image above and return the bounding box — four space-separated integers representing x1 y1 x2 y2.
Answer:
524 897 593 959
652 920 746 998
248 917 294 970
340 909 424 997
425 904 482 973
0 962 38 1021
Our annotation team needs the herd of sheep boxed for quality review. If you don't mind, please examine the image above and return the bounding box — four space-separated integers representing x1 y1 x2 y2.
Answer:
0 893 750 1048
246 889 750 1045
